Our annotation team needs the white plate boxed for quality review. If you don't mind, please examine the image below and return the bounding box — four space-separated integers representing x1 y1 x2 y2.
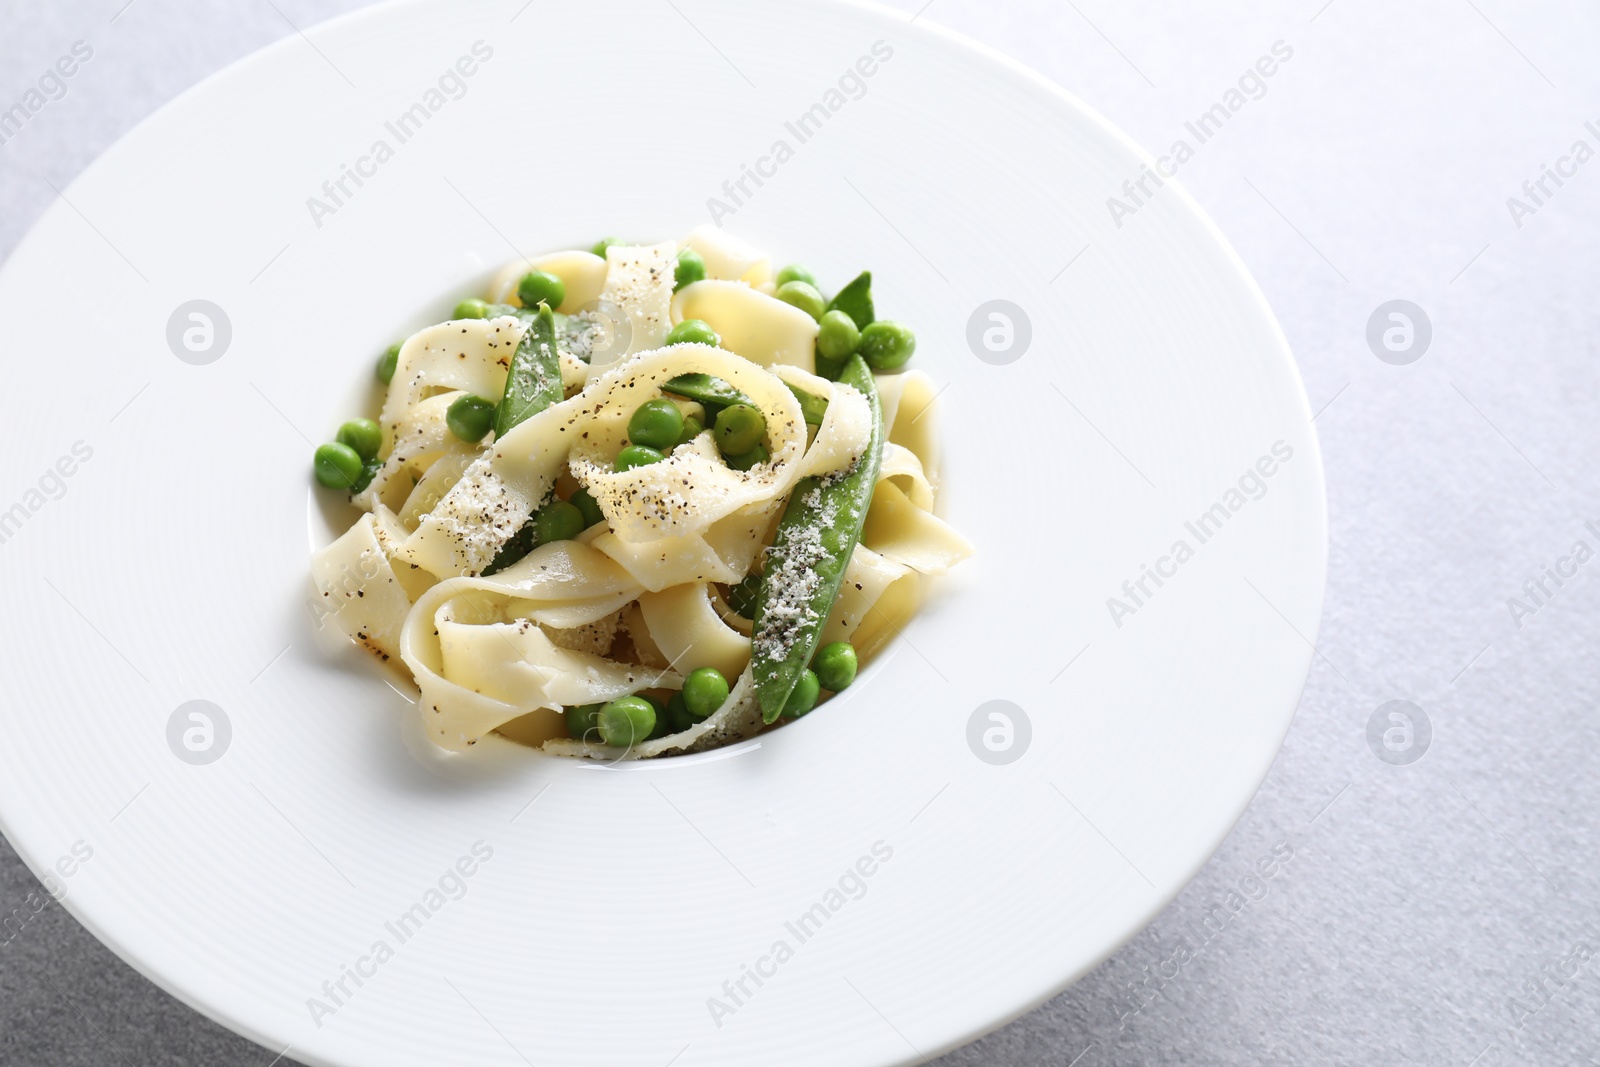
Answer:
0 2 1325 1064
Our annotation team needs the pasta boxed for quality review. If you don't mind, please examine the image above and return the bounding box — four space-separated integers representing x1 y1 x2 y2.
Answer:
309 234 971 758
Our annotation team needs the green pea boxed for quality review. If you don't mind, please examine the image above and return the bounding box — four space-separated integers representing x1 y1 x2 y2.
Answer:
714 403 766 456
675 248 706 291
675 414 704 448
727 574 761 619
666 319 720 347
336 418 382 462
591 237 619 258
454 298 490 320
682 667 730 721
566 703 603 741
534 501 585 546
813 641 858 691
725 442 768 472
781 668 821 718
775 280 827 322
446 394 496 442
628 398 685 451
666 691 694 733
313 442 363 489
376 343 400 385
615 445 665 471
858 321 916 371
570 488 605 529
775 264 817 288
517 269 565 310
817 310 861 360
598 695 656 747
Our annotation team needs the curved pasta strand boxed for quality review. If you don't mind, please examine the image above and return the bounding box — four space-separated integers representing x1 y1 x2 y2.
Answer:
355 316 525 512
683 224 772 287
819 544 923 662
397 451 475 532
591 498 776 592
543 610 623 656
390 391 583 576
861 479 973 575
671 280 819 373
594 242 677 363
878 443 935 512
768 365 873 479
883 370 942 490
399 544 674 750
638 582 753 681
369 505 440 603
378 316 520 437
358 391 476 514
310 512 414 663
487 539 647 628
559 350 588 393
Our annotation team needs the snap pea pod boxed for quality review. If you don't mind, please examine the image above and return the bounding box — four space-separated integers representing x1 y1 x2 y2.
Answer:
827 271 874 328
482 304 563 574
493 303 562 440
662 372 752 409
785 381 828 427
662 371 754 425
481 523 535 576
750 355 883 722
664 372 825 427
817 271 873 379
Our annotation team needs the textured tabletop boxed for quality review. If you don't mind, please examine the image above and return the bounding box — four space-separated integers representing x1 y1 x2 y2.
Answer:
3 1 1598 1064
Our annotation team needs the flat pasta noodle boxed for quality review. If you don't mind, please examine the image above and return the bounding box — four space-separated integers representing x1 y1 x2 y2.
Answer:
638 582 753 682
558 350 589 393
683 224 772 288
861 479 972 575
620 602 669 668
878 442 935 511
671 280 819 373
589 499 778 593
397 451 475 532
769 364 874 478
591 241 677 365
490 545 647 630
369 505 440 602
358 391 473 514
881 369 942 490
378 316 522 429
819 544 923 662
310 512 415 663
355 316 526 512
544 609 623 656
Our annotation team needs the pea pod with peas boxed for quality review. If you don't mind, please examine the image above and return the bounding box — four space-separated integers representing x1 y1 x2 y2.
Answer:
750 354 884 721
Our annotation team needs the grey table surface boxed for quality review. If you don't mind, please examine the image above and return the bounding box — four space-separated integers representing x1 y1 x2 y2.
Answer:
4 0 1599 1064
